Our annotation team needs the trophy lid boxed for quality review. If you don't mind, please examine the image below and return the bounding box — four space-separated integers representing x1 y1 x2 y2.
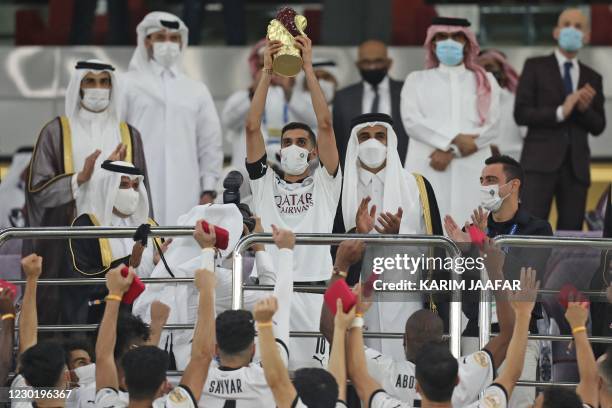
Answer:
276 7 301 37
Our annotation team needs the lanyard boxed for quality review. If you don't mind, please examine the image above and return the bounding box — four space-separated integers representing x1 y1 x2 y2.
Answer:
262 103 289 126
487 223 518 254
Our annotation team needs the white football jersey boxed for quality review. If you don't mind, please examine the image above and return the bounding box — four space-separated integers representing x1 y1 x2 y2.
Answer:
365 347 494 406
371 383 507 408
198 341 289 407
95 386 196 408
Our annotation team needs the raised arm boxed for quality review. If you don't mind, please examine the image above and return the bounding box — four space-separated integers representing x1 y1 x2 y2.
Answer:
329 297 357 403
179 267 216 400
254 297 297 408
271 225 295 347
320 240 365 343
95 265 134 391
493 267 539 399
294 36 339 175
147 301 170 347
245 40 283 163
0 290 16 385
482 240 515 369
347 293 381 407
19 254 42 354
565 301 599 408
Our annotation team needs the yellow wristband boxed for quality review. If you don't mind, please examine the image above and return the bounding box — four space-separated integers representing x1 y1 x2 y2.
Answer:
256 321 274 328
355 313 363 318
572 326 587 335
105 295 122 302
1 313 15 321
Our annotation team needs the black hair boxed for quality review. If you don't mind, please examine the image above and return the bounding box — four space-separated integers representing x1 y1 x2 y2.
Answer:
293 368 338 408
599 345 612 389
215 310 256 354
484 155 524 191
281 122 317 147
95 311 150 361
62 338 92 365
414 343 458 403
121 346 169 400
541 387 583 408
20 341 66 388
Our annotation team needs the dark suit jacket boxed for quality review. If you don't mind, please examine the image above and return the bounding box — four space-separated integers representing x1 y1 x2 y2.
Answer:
514 53 606 185
333 78 409 169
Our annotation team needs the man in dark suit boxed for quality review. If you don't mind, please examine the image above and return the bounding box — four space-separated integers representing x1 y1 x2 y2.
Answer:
514 8 606 230
333 40 409 169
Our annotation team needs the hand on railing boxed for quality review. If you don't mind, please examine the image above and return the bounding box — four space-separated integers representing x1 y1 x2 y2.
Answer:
271 224 295 250
334 240 365 273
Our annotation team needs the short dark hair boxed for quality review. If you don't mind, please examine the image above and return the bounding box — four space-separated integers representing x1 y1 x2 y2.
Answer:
216 310 255 354
281 122 317 147
293 368 338 408
415 343 458 403
110 311 150 360
485 155 524 191
20 341 66 388
121 346 169 400
404 310 444 362
541 387 583 408
63 338 92 365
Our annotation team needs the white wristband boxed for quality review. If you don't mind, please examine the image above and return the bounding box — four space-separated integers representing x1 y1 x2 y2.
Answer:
350 316 364 329
200 248 215 271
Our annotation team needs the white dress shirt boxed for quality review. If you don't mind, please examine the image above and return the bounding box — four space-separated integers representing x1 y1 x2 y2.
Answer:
554 48 580 122
362 75 392 115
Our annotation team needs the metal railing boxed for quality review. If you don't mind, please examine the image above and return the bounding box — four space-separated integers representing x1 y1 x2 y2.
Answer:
480 235 612 388
0 228 465 357
232 232 464 357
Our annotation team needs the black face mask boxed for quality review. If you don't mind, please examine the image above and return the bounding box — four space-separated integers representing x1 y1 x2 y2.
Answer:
360 68 387 87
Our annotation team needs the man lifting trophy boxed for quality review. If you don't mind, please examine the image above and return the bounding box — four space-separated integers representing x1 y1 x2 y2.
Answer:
267 6 308 77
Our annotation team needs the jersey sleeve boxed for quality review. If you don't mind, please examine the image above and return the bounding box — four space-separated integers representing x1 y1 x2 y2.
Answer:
453 350 495 406
365 347 395 385
246 153 272 211
94 388 125 408
369 389 410 408
164 385 198 408
476 383 508 408
313 162 342 211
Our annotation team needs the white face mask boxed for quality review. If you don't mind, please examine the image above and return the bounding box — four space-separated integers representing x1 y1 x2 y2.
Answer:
479 182 510 212
72 363 95 386
319 79 335 104
153 41 181 68
114 188 140 216
81 88 110 112
280 144 310 176
358 138 387 169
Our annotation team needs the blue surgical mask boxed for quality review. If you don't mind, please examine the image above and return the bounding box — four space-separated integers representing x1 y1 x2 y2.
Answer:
558 27 583 52
435 39 464 66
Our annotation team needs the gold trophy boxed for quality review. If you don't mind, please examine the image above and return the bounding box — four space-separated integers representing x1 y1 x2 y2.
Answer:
267 7 307 77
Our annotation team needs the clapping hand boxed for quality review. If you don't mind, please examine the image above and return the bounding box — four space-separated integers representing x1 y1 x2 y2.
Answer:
356 197 376 234
576 84 596 112
375 208 403 235
444 215 470 243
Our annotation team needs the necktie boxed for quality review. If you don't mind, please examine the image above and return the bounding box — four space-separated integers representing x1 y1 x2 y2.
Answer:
563 61 573 96
370 86 379 113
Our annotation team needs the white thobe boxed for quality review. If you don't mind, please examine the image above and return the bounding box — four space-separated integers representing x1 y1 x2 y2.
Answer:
497 88 526 161
401 63 500 226
69 109 123 212
121 61 223 225
356 166 424 359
